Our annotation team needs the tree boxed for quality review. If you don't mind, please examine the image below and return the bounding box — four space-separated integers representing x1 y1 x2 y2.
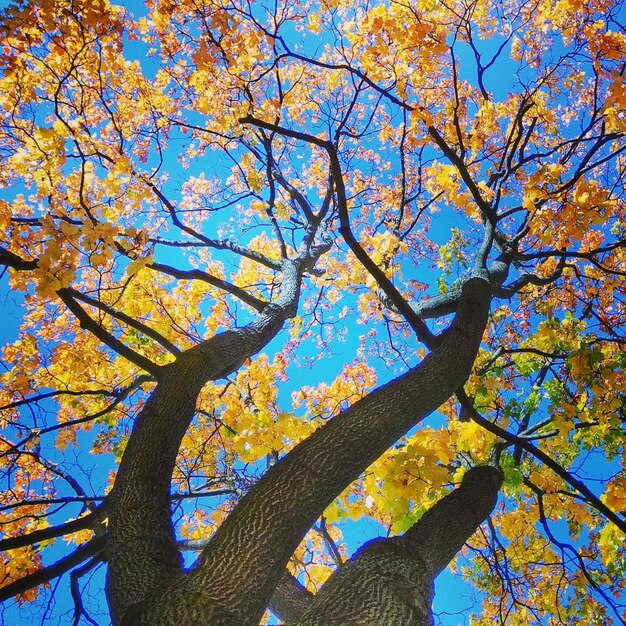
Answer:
0 0 625 623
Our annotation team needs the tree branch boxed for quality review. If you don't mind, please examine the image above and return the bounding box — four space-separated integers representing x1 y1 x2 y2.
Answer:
457 389 626 535
240 115 438 349
65 287 181 355
57 289 163 377
106 256 311 624
0 510 102 553
0 246 38 271
294 465 502 625
0 536 105 603
148 261 268 313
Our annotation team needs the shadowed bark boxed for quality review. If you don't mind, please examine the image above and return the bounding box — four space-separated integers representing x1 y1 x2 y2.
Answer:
270 572 316 624
295 465 503 626
122 276 491 624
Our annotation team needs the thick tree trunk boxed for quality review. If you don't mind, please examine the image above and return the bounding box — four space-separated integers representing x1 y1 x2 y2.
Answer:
107 315 289 623
294 465 503 625
106 259 304 624
131 277 491 624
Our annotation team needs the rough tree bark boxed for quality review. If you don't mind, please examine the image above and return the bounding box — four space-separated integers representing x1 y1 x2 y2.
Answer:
295 464 503 625
106 276 492 625
270 573 316 624
106 257 308 622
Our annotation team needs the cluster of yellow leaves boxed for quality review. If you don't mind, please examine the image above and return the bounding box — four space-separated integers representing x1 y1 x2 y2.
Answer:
528 178 617 247
601 475 626 511
65 528 96 546
1 333 40 396
341 2 448 98
0 546 45 604
598 521 626 570
353 431 453 533
511 315 626 456
179 509 212 543
292 359 377 420
321 416 500 536
464 473 623 624
212 354 310 463
290 524 347 593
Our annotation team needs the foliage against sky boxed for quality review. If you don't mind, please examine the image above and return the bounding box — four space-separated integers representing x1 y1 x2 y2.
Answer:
0 0 625 623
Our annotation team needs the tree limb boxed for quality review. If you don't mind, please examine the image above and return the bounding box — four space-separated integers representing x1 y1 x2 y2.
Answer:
148 261 268 313
106 255 312 624
57 289 163 377
295 465 502 625
0 536 106 603
65 287 181 355
0 509 103 552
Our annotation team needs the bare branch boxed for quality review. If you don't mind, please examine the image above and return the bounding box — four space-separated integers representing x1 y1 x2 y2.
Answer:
65 287 181 355
149 261 268 313
0 508 104 552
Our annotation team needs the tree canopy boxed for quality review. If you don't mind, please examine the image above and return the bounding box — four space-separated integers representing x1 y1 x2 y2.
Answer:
0 0 625 624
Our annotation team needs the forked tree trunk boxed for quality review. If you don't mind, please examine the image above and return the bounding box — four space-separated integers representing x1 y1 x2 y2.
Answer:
110 277 491 625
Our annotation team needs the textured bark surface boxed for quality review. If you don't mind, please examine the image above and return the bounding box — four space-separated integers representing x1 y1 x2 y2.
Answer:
297 539 434 626
106 258 304 624
107 315 288 623
295 465 503 626
130 277 491 624
268 572 315 624
402 464 503 576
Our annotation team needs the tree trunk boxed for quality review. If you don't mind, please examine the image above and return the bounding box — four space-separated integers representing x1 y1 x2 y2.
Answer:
295 465 503 625
106 259 304 623
130 277 491 624
269 572 316 624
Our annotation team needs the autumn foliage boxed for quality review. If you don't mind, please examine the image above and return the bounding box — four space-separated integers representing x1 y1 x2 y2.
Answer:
0 0 625 623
